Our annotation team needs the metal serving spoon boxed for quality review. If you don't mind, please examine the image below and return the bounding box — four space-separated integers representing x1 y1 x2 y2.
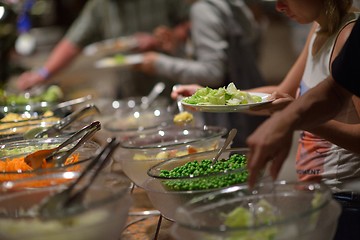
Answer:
52 95 93 110
212 128 237 164
24 121 101 169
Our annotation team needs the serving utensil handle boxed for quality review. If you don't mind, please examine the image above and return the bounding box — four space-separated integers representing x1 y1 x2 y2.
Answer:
45 121 101 165
212 128 237 164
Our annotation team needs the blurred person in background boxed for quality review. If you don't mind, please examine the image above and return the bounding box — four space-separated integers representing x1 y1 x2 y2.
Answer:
354 0 360 8
134 0 269 147
172 0 360 191
15 0 189 98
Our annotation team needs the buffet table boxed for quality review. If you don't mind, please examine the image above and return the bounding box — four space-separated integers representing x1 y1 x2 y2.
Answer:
121 187 175 240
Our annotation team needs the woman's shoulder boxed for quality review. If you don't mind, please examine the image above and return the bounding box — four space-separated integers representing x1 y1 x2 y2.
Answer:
340 12 360 27
336 12 360 43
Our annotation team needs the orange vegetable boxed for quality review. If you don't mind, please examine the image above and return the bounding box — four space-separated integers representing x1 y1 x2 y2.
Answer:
187 146 198 154
0 154 80 185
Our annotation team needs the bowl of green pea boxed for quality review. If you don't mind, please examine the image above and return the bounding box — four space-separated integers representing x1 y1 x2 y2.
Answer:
143 148 253 221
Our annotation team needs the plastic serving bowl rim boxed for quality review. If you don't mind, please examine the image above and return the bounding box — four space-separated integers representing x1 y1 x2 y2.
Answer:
103 105 173 133
120 125 228 149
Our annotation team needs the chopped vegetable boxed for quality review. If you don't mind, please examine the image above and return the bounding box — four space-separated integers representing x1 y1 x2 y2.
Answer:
0 154 80 183
0 157 33 172
0 85 63 106
173 111 194 125
132 142 219 161
114 54 127 64
183 82 262 106
159 154 248 191
0 112 59 134
223 199 279 240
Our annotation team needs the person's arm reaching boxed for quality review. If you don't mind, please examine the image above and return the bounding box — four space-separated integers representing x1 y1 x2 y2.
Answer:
134 1 228 87
246 77 352 188
306 95 360 153
16 39 81 90
291 21 360 154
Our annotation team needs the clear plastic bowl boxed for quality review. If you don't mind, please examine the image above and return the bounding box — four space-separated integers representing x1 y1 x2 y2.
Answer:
0 137 101 183
0 100 72 123
117 125 227 187
171 181 341 240
142 148 252 221
102 104 173 140
82 96 170 115
0 171 132 240
0 120 58 142
0 118 94 143
0 101 57 117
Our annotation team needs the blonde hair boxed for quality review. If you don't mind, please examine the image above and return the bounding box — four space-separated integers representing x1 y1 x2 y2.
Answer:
323 0 353 34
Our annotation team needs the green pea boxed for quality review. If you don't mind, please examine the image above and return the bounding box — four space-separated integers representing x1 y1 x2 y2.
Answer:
160 154 249 191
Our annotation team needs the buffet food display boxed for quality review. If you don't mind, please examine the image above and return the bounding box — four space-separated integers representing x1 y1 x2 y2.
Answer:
0 83 342 240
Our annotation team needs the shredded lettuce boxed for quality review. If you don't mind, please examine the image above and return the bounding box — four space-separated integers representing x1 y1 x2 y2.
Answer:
183 83 262 105
222 199 279 240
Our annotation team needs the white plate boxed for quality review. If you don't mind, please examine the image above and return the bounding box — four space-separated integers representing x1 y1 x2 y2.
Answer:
181 92 272 112
83 36 138 56
94 54 144 69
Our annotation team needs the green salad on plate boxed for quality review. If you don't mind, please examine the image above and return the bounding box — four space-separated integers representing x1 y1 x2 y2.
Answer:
183 83 262 106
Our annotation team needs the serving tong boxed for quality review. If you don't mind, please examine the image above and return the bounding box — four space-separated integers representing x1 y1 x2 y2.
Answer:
37 138 120 220
140 82 165 109
29 104 100 139
24 121 101 169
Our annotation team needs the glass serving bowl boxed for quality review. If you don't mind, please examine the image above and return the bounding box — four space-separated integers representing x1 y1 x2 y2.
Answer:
0 101 77 142
0 137 101 183
116 125 227 188
0 117 95 143
0 120 58 142
171 181 341 240
0 94 95 131
102 104 174 140
0 100 72 121
143 148 257 221
0 171 132 240
84 96 170 125
147 148 250 191
82 96 170 115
